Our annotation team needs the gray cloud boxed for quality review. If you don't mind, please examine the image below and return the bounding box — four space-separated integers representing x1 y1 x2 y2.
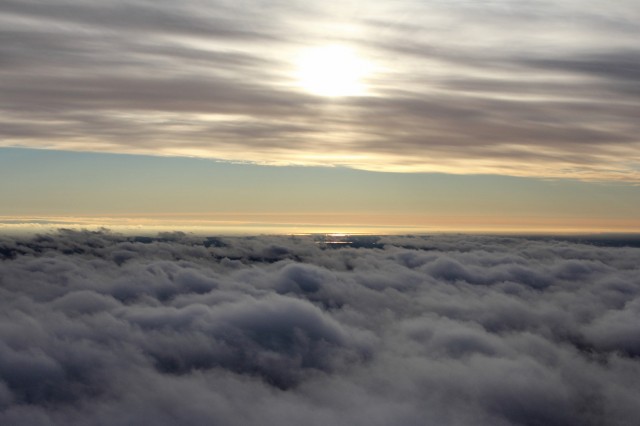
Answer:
1 0 640 180
0 0 278 40
0 230 639 425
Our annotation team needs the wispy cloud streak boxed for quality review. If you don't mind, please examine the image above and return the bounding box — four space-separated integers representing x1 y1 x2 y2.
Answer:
1 0 639 180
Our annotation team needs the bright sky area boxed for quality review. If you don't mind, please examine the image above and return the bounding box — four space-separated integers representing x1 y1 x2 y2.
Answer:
1 1 639 233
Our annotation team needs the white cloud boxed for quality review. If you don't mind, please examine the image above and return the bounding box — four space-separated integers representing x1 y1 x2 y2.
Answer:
0 230 639 424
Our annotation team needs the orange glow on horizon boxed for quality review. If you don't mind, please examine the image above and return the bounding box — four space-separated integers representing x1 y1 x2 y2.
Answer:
1 214 639 235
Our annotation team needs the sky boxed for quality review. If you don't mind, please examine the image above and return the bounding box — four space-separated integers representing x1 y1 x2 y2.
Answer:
1 0 640 232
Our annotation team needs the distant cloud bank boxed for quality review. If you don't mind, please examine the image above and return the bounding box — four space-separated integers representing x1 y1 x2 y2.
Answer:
1 230 639 425
1 0 640 180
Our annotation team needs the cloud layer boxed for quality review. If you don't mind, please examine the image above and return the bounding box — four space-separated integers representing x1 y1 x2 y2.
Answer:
1 0 640 180
1 230 639 425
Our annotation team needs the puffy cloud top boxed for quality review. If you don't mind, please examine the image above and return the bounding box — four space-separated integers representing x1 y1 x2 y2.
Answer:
1 230 639 425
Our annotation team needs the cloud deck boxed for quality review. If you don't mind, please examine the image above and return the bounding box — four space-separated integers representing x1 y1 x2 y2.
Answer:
0 231 639 425
2 0 639 179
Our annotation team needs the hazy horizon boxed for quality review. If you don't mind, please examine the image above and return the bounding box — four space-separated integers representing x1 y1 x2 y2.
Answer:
2 147 640 234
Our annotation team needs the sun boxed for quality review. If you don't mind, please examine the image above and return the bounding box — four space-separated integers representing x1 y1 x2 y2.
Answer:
295 45 372 97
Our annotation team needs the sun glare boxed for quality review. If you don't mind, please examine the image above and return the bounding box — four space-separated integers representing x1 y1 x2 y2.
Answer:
296 45 372 97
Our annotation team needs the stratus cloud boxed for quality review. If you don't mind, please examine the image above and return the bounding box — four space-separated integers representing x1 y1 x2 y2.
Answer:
1 230 639 425
1 0 640 181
